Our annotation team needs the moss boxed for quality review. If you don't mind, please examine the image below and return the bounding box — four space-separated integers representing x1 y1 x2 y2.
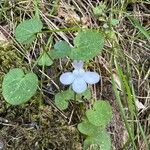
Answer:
0 46 23 71
0 103 81 149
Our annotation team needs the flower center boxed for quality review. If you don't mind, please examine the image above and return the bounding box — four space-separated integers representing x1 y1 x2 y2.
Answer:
73 69 85 78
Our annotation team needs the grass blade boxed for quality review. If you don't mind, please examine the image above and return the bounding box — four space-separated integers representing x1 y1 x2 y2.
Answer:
127 16 150 40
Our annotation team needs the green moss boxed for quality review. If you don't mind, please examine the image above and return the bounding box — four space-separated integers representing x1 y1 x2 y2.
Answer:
0 47 23 70
0 103 81 150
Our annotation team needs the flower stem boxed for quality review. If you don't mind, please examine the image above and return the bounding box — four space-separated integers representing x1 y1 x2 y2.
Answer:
41 27 81 33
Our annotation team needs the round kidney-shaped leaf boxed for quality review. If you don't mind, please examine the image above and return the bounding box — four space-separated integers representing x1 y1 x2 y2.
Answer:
86 100 112 127
54 90 74 110
70 30 104 60
15 18 43 44
2 68 38 105
37 51 53 66
51 41 71 59
55 93 69 110
78 119 101 136
83 129 111 150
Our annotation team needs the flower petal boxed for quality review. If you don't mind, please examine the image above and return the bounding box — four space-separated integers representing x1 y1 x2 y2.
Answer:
83 71 100 84
72 60 84 70
60 72 75 85
72 78 87 93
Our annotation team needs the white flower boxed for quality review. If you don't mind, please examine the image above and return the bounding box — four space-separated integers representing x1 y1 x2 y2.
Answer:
59 60 100 93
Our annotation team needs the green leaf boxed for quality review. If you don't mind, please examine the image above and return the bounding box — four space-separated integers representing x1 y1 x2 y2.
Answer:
55 95 69 110
50 41 71 59
80 89 91 100
2 68 38 105
15 18 43 44
105 30 116 39
83 129 111 150
70 30 104 61
66 88 91 102
76 89 91 101
93 3 106 16
110 19 119 26
54 90 74 110
86 100 112 126
37 51 53 66
78 119 101 136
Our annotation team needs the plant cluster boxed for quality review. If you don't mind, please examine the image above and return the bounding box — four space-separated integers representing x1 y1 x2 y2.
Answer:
1 11 113 149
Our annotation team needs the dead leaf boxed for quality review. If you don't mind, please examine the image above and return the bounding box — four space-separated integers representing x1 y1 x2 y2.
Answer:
57 3 80 24
112 72 122 92
0 31 7 42
0 31 10 48
135 99 146 110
